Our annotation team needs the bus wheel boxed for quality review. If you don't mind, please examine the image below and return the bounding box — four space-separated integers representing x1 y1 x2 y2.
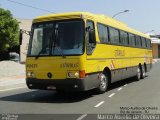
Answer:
56 89 65 94
135 67 141 81
97 72 108 94
140 65 146 79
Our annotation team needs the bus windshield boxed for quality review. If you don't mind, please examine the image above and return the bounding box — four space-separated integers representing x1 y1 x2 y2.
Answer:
28 20 84 57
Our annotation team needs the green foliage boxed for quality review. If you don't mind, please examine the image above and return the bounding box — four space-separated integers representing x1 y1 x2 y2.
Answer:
0 8 19 52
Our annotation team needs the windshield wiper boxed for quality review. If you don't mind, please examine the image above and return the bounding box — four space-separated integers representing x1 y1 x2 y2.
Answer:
35 48 44 59
52 25 65 58
53 45 65 58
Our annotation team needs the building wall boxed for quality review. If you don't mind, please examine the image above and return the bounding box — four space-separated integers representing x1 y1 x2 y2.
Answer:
151 36 160 59
158 45 160 58
17 19 32 63
152 44 159 58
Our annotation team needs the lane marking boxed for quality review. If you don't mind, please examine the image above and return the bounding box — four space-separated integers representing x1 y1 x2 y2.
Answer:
108 93 115 98
124 84 127 87
94 101 105 108
0 86 26 92
117 87 122 91
76 114 87 120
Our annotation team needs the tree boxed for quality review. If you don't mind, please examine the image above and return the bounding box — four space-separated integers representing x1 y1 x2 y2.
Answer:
0 8 19 52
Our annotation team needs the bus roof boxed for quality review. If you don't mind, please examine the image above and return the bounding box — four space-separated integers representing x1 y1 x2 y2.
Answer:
33 12 150 39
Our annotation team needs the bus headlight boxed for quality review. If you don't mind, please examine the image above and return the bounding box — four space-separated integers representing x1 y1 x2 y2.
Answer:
68 72 72 77
74 72 79 78
27 72 31 77
27 71 35 78
67 71 79 78
31 72 35 77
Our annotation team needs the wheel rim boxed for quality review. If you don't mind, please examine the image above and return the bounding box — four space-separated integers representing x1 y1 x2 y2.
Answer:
100 74 107 89
143 68 146 77
137 67 141 79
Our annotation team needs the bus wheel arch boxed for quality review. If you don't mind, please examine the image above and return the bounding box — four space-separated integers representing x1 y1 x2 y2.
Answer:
103 67 111 85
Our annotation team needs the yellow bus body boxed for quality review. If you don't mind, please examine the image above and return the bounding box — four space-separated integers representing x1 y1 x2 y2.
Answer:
26 12 152 92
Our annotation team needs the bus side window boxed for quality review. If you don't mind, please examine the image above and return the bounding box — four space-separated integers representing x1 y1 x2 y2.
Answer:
148 39 152 49
86 20 96 55
146 39 151 49
139 37 143 48
120 31 128 46
145 38 147 48
141 37 146 48
109 27 119 45
136 36 141 48
97 23 109 43
129 33 136 47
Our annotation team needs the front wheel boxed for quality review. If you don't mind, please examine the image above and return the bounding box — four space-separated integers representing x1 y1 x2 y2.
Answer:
56 89 65 94
96 72 108 94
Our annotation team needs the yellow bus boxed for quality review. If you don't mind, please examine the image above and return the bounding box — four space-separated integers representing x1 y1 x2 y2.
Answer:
25 12 152 93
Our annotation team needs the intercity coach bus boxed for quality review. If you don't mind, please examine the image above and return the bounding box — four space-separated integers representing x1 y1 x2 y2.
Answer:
26 12 152 93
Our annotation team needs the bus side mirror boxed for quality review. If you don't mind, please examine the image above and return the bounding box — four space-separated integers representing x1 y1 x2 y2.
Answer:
28 31 31 36
19 29 23 45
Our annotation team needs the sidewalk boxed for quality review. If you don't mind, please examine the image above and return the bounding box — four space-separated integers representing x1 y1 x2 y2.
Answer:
0 61 26 91
0 75 26 92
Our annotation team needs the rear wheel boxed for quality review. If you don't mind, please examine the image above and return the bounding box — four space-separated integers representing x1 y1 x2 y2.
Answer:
140 65 146 79
135 67 141 81
96 72 108 94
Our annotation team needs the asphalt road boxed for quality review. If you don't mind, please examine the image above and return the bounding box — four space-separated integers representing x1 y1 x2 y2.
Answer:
0 62 160 120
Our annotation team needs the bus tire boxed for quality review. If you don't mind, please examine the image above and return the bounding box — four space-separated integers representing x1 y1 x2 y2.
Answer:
135 66 141 81
96 72 108 94
140 65 146 79
56 89 65 94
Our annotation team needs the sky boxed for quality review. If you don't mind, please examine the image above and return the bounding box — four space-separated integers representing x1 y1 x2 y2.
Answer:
0 0 160 34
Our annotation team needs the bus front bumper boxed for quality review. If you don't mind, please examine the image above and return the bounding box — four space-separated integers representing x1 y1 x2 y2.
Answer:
26 75 99 91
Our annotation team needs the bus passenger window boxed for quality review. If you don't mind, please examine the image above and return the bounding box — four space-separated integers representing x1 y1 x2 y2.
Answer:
147 39 151 49
144 38 148 48
97 23 109 43
109 27 119 45
86 20 96 55
141 37 146 48
129 33 136 47
120 31 128 46
136 36 141 48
